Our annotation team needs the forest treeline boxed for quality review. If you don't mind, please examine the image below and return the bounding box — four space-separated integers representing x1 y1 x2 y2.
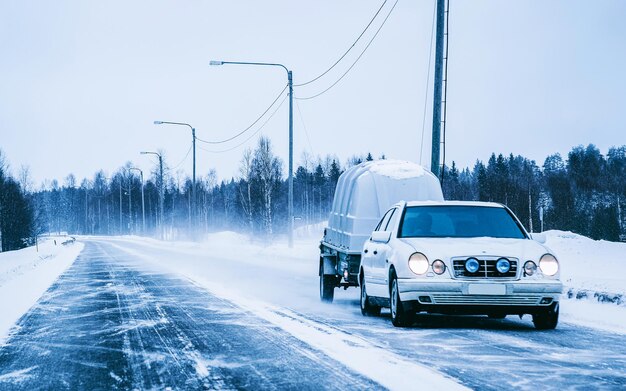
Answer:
0 141 624 251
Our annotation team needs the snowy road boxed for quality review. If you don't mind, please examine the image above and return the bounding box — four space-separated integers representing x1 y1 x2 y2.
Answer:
1 238 625 390
0 242 378 390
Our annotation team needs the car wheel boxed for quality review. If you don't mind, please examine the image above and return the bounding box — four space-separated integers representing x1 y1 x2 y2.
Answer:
319 266 335 303
532 302 559 330
390 273 413 327
360 278 381 316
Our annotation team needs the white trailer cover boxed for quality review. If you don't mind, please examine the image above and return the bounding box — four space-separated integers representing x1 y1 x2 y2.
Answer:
325 160 443 253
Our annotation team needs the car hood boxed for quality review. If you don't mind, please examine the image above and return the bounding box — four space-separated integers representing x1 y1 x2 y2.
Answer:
396 236 552 262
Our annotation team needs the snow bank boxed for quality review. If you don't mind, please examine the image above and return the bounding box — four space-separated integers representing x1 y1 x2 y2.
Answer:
541 230 626 334
0 237 84 345
544 230 626 298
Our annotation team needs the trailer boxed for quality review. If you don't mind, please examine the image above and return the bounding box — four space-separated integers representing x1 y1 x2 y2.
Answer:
319 159 444 302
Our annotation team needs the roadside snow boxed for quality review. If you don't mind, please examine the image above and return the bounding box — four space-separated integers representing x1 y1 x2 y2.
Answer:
560 299 626 335
0 237 84 345
545 230 626 297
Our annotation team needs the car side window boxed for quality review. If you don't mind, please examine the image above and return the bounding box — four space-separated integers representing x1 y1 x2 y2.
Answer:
375 209 394 232
384 208 399 232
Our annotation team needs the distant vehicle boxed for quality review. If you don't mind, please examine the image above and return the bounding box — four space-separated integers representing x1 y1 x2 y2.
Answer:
359 201 563 329
319 160 444 302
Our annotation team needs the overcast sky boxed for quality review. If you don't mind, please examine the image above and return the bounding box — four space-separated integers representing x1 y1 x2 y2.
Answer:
1 0 625 186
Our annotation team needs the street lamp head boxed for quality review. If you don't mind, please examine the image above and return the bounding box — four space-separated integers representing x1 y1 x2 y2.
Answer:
209 60 223 66
153 120 163 125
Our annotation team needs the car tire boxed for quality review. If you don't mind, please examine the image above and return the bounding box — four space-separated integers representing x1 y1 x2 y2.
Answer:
319 266 336 303
360 278 381 316
532 302 559 330
390 273 413 327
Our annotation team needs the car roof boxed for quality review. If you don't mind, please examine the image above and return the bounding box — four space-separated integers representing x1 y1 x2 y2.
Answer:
402 200 505 208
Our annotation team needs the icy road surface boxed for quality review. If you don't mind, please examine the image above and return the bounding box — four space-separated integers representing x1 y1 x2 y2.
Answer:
0 241 380 390
1 238 625 390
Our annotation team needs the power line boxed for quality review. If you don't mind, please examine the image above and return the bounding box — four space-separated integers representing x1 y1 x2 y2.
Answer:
294 0 399 101
294 0 388 87
295 100 315 155
170 143 193 170
197 92 289 154
195 83 288 145
419 0 437 165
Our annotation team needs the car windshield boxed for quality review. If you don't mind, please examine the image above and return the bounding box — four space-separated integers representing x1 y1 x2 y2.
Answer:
399 205 527 239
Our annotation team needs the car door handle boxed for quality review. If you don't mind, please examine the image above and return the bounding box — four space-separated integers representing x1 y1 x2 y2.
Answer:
373 250 378 255
364 249 369 253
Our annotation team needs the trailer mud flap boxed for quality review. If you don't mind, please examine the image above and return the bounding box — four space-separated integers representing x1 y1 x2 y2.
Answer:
322 255 338 275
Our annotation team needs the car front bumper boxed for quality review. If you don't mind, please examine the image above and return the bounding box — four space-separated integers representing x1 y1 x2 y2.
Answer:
397 279 562 307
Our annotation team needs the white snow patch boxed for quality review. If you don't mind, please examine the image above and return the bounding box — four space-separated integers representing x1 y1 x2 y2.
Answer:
367 159 426 179
0 237 84 345
109 371 123 383
0 366 37 383
193 355 210 378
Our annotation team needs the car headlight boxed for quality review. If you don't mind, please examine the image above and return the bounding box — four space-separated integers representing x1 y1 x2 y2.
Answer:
496 258 511 274
465 257 480 274
524 260 537 276
432 259 446 275
408 252 429 275
539 254 559 276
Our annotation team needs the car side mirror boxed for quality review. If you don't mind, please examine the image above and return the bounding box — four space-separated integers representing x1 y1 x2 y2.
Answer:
371 231 392 243
530 233 546 244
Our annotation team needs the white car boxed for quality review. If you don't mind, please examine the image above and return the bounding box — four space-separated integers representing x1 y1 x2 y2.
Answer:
359 201 563 329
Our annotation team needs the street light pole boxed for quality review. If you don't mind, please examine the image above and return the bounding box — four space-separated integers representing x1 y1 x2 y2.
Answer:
287 70 293 248
130 167 146 235
209 60 294 248
154 121 196 235
127 174 132 234
141 151 164 239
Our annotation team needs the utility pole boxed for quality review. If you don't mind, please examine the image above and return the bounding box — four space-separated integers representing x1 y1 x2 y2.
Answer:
528 185 533 233
288 70 294 248
192 127 196 231
431 0 445 179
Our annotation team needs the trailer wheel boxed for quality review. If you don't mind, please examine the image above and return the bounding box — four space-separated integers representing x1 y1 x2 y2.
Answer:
319 265 336 303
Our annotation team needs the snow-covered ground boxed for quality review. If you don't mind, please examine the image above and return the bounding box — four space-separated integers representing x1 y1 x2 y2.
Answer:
0 236 84 345
545 230 626 298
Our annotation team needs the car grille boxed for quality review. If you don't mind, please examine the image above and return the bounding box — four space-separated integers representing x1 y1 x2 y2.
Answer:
431 294 541 306
453 258 518 279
